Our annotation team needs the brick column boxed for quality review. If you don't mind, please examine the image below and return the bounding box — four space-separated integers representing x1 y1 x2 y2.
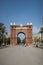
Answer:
26 25 32 45
10 25 17 46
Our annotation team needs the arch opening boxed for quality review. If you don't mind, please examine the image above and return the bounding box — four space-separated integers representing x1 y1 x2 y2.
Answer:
17 32 26 45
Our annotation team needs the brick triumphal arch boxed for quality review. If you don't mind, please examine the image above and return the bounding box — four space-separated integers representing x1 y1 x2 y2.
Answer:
10 23 32 46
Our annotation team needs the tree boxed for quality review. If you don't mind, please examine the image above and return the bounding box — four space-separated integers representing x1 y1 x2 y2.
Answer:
17 37 21 44
0 22 7 46
22 38 25 44
40 18 43 43
7 37 10 45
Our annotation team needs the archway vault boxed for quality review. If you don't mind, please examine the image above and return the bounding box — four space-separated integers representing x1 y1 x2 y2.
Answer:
17 32 26 45
10 24 32 46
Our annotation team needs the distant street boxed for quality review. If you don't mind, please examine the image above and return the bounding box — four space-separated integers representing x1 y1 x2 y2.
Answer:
0 45 43 65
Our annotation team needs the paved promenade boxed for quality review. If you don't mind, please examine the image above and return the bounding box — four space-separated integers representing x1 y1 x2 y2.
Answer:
0 45 43 65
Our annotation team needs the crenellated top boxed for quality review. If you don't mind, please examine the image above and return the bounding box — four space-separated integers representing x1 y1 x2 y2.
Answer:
10 22 32 30
10 22 32 27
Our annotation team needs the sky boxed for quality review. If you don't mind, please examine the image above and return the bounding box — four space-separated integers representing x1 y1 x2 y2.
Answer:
0 0 43 35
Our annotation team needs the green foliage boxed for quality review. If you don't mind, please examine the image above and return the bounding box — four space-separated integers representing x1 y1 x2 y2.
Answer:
0 22 6 34
3 37 10 45
17 37 21 44
22 38 25 44
7 37 10 45
40 27 43 33
0 38 3 46
0 22 8 46
17 37 25 45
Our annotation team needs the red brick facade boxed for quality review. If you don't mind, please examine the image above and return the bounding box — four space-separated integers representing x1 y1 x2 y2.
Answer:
10 24 32 46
